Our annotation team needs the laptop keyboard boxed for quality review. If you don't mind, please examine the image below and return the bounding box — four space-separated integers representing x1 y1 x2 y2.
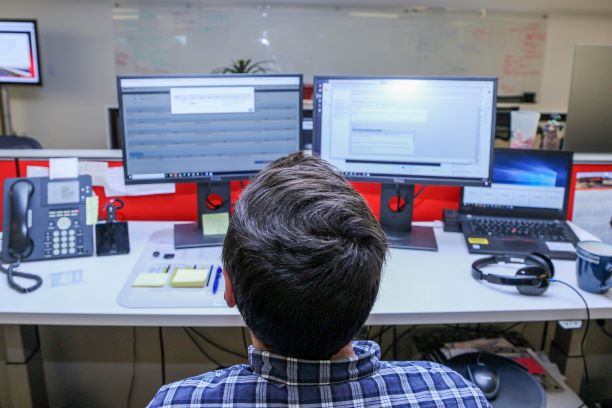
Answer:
466 217 575 242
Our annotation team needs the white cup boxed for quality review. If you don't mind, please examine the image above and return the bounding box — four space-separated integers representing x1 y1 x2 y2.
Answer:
510 111 541 149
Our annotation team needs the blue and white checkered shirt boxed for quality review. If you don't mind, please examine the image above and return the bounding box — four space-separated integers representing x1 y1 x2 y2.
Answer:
148 340 491 407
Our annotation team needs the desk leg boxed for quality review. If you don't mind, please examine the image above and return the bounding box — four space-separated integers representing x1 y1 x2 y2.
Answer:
548 321 586 394
1 325 49 408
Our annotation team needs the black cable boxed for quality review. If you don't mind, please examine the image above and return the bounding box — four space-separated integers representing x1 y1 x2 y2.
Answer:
540 321 549 351
241 327 250 354
552 279 590 386
597 320 612 339
187 327 247 359
158 327 166 385
204 179 225 210
393 326 397 360
382 326 417 359
183 328 223 367
393 185 428 211
443 322 523 336
126 327 136 408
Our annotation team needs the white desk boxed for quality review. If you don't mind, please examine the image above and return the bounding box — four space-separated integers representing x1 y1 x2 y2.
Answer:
1 221 611 326
2 221 610 408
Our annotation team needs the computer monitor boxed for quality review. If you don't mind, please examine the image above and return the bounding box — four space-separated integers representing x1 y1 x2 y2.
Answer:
313 76 496 250
0 20 42 85
117 74 303 248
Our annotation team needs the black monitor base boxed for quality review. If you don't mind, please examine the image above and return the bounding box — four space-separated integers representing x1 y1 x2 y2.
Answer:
173 181 231 249
385 226 438 251
380 183 438 251
174 223 225 249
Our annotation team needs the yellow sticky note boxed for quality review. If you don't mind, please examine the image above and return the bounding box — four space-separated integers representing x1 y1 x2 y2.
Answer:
85 195 99 225
468 237 489 245
132 273 168 288
201 212 229 236
170 268 209 288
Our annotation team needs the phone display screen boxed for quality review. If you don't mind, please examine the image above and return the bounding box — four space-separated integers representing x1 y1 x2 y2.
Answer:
47 181 80 204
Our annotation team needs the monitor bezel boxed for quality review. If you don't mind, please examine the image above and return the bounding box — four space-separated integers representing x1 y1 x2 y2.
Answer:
117 73 304 185
459 148 574 220
312 75 497 187
0 19 43 86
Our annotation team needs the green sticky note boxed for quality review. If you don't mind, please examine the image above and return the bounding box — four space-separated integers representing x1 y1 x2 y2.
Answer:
201 212 229 236
85 195 99 225
132 273 168 288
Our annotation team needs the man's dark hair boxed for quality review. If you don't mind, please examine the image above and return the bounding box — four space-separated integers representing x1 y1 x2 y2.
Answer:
222 152 388 360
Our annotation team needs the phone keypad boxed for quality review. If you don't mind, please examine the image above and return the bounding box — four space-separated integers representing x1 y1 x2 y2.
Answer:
44 208 86 258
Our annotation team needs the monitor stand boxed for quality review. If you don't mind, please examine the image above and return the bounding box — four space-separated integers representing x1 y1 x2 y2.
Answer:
380 183 438 251
174 181 231 249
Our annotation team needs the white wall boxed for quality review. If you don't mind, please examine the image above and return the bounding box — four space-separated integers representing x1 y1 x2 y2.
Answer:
3 1 612 148
3 0 116 149
533 13 612 113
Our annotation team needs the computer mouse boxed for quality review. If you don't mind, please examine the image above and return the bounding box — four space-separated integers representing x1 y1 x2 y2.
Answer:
467 363 500 400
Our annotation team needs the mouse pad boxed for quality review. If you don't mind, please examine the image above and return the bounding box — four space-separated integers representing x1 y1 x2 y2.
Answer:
446 352 546 408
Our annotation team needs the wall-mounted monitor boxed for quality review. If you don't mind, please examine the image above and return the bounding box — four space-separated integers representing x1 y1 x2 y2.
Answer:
0 19 42 85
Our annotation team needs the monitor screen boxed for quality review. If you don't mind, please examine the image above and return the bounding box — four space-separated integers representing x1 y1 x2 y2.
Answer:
462 148 573 218
0 20 41 85
118 74 302 184
313 76 496 186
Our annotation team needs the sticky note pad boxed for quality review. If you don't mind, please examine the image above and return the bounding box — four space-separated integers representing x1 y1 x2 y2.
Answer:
201 212 229 236
132 273 168 288
86 195 99 225
468 237 489 245
170 268 209 288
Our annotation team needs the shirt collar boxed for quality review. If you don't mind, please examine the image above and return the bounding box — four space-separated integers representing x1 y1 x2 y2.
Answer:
248 340 380 386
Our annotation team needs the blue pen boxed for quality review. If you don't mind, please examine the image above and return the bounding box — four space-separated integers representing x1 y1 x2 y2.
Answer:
212 266 222 294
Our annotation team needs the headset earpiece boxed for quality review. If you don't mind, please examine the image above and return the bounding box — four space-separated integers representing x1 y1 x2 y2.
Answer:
526 252 555 279
515 266 550 296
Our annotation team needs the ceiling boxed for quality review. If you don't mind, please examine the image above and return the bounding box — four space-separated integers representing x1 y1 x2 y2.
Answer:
103 0 612 15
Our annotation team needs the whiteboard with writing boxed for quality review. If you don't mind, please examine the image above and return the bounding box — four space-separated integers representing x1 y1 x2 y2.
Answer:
113 3 547 96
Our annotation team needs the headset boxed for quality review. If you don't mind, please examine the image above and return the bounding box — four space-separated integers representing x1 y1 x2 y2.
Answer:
471 253 554 296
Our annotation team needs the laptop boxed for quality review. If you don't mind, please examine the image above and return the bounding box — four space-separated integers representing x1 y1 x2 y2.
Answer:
460 148 578 260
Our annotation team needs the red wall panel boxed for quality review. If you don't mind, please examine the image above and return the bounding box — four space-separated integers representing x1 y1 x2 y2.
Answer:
0 159 19 231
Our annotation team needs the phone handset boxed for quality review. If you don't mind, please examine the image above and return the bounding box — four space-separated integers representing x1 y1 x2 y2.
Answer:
8 179 34 260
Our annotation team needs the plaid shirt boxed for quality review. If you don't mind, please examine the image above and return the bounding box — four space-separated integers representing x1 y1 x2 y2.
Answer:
148 340 491 407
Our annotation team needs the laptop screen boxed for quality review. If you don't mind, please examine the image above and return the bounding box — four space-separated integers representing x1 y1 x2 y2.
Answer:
461 148 573 219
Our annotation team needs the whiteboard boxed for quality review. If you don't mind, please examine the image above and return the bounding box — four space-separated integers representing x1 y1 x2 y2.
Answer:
112 3 547 96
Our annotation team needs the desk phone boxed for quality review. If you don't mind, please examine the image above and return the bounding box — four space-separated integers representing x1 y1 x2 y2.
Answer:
2 176 94 262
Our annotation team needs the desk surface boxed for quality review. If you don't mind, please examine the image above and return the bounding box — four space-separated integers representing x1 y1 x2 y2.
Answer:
1 221 611 327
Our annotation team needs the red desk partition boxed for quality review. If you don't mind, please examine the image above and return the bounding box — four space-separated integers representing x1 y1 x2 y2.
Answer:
0 159 19 231
568 163 612 220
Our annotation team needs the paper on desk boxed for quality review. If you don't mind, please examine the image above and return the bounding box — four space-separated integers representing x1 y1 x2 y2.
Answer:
79 161 108 186
49 158 78 180
104 166 175 197
26 165 49 177
28 162 109 186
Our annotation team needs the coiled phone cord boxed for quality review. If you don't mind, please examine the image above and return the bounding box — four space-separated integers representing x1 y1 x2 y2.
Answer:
0 256 43 294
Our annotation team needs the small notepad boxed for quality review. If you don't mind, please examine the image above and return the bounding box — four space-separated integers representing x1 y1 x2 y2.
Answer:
170 268 209 288
132 273 168 288
202 212 229 236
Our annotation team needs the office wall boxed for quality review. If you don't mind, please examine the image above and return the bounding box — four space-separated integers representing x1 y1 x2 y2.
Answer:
3 0 116 149
3 0 612 148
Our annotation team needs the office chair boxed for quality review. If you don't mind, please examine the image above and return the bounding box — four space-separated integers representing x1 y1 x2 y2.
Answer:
0 135 42 149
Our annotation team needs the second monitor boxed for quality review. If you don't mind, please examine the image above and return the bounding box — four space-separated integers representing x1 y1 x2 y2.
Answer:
313 76 496 250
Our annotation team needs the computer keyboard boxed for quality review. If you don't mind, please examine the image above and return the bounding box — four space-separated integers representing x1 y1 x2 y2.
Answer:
466 217 575 242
